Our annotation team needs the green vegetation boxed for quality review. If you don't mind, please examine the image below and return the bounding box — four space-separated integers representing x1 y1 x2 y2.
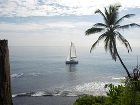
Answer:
73 80 140 105
85 4 140 78
73 95 108 105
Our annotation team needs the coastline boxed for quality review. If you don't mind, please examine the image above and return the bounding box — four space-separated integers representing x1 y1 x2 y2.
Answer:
13 96 78 105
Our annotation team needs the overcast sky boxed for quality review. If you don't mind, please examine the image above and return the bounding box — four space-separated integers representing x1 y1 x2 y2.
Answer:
0 0 140 47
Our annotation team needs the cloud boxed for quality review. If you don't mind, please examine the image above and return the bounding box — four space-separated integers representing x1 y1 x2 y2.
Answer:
0 0 140 17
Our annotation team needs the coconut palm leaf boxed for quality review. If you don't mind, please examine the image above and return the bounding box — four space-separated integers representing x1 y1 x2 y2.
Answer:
104 8 110 26
104 36 110 52
108 5 119 25
109 39 117 61
116 32 132 52
117 23 140 30
94 23 107 28
95 9 108 25
115 14 135 25
90 33 107 52
85 27 104 35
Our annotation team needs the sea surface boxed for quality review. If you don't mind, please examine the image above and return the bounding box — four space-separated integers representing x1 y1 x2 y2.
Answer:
10 46 140 97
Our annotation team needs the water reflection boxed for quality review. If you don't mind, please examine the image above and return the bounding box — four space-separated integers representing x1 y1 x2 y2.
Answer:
66 64 77 72
66 64 78 86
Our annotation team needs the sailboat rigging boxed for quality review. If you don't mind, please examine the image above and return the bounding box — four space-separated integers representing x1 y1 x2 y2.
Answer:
66 42 78 64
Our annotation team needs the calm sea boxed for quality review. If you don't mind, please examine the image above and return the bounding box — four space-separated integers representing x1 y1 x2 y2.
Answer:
10 46 140 97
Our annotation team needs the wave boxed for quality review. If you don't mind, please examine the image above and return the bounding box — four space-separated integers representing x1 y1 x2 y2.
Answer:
28 72 41 77
112 77 125 80
11 72 41 78
73 82 107 96
11 89 72 97
11 73 24 78
12 81 122 98
12 91 78 98
12 90 59 98
73 81 122 96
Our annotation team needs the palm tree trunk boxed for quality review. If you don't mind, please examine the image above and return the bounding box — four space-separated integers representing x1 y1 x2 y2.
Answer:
0 40 13 105
116 51 131 78
113 41 131 78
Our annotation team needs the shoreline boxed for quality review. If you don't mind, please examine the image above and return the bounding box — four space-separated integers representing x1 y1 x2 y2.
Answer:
13 96 78 105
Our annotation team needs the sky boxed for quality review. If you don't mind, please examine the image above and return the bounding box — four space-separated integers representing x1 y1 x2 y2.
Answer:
0 0 140 47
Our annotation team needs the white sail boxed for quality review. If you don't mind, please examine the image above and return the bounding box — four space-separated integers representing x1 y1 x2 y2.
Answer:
66 42 78 63
70 42 77 58
66 47 71 61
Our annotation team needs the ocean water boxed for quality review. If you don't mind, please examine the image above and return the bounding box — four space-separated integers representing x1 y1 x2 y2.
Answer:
10 46 140 97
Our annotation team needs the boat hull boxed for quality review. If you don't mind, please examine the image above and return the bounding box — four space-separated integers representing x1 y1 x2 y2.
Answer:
65 60 78 64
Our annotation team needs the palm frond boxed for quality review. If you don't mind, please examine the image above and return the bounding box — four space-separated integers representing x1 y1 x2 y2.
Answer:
117 23 140 30
116 32 132 52
108 35 117 61
109 5 119 25
104 31 113 52
104 36 110 52
90 33 107 52
104 4 120 26
85 27 104 35
112 7 119 24
115 14 135 25
104 8 110 25
95 9 108 25
108 39 117 61
90 41 98 53
94 23 107 28
113 25 120 29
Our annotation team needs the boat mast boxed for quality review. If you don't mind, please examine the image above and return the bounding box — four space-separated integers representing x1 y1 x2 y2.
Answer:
70 42 72 60
137 56 138 68
75 44 77 57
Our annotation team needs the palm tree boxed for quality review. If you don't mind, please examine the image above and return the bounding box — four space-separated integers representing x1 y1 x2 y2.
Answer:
85 4 140 78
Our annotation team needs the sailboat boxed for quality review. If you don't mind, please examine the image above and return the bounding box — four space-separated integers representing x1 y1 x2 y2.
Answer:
66 42 78 64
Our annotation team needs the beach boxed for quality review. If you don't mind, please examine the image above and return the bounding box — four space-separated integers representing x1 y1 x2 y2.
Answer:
13 96 77 105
